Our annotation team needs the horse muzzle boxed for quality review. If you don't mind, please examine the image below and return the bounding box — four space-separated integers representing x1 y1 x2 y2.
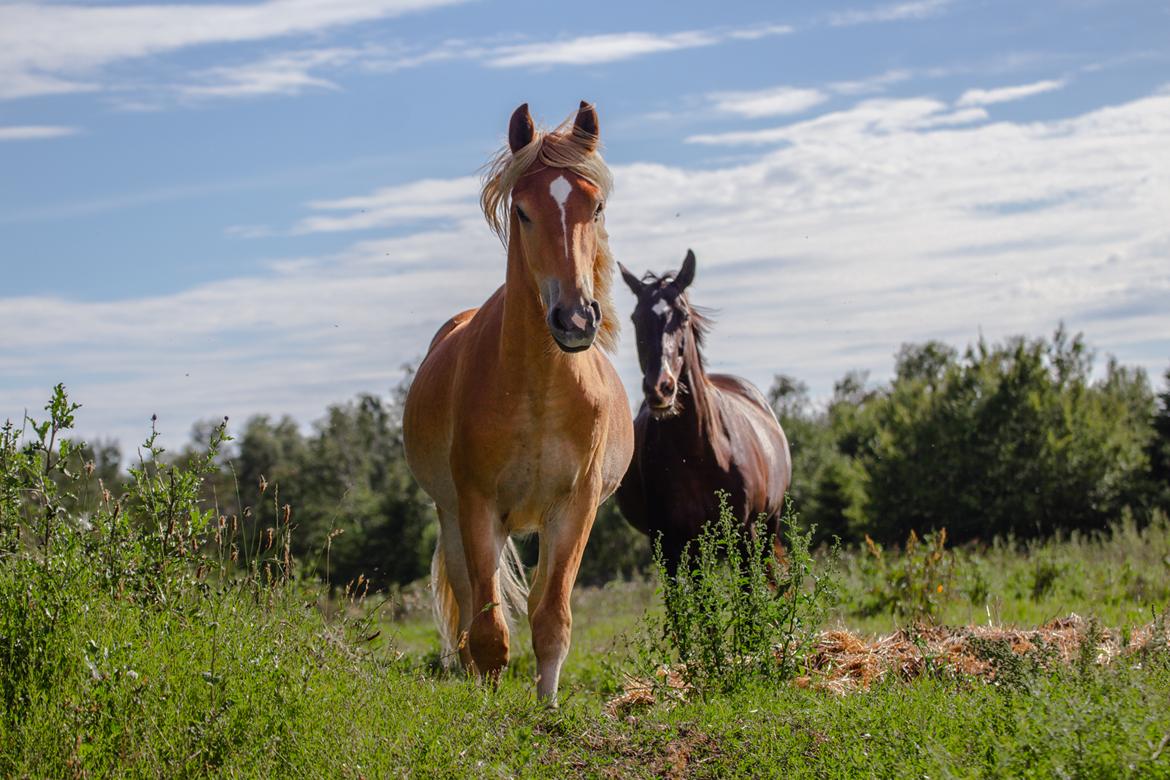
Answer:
644 375 678 417
547 300 601 353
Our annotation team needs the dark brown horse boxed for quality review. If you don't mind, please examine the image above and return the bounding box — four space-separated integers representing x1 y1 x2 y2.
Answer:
616 250 791 572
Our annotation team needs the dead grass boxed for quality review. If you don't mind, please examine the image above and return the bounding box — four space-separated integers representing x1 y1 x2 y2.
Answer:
608 613 1170 713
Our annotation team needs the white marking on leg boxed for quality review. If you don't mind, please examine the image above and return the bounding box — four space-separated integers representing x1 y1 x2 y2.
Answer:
549 175 572 260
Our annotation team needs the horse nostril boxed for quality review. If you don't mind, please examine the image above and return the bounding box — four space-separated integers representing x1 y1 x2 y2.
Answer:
659 379 675 396
588 299 601 326
549 304 570 332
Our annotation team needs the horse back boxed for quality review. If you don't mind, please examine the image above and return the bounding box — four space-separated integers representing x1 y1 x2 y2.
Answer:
425 307 479 356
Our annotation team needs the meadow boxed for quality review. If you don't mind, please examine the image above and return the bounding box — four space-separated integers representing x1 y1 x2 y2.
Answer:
3 387 1169 778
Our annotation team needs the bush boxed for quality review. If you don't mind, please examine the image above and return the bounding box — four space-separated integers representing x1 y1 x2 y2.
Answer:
854 529 955 621
637 493 839 696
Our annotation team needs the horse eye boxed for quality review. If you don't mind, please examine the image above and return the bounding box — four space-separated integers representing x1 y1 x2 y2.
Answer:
516 206 531 224
594 202 604 221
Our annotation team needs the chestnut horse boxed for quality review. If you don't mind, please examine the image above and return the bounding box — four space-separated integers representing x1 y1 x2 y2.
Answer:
616 250 791 573
403 102 633 703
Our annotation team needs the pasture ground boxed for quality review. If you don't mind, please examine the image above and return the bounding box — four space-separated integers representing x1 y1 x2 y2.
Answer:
3 517 1170 778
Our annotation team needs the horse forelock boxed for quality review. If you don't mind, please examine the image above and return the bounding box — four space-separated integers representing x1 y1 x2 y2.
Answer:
480 112 618 352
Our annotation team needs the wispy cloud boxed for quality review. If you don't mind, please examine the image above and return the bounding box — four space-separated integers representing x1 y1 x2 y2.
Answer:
0 125 80 141
829 0 952 27
293 177 480 234
0 0 470 101
177 48 363 101
708 87 828 118
957 79 1067 106
829 69 913 96
483 25 792 68
686 97 986 145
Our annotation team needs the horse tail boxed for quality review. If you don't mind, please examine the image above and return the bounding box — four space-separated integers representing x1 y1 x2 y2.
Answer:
431 534 461 665
498 536 530 628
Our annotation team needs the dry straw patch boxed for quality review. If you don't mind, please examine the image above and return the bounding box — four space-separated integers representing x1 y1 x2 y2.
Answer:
607 613 1170 713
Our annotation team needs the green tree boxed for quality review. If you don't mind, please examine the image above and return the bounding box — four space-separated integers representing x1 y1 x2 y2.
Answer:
768 374 867 543
860 328 1153 542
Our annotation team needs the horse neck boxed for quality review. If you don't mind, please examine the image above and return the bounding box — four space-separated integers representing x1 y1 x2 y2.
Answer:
499 236 561 378
675 331 730 465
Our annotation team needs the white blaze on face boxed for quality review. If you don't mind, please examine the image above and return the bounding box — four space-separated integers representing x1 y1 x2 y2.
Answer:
651 298 670 316
549 174 572 259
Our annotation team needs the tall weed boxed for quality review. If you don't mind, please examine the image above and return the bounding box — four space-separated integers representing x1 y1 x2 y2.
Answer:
637 493 839 696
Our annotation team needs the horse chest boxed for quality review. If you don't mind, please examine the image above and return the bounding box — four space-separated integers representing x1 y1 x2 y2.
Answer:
642 435 744 524
490 403 600 527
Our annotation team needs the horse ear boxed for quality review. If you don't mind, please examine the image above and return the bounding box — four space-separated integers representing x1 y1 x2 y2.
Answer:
573 100 599 152
509 103 535 153
674 249 696 292
618 262 642 296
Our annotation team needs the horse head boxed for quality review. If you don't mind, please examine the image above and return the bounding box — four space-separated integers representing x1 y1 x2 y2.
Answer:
486 101 614 353
620 249 702 418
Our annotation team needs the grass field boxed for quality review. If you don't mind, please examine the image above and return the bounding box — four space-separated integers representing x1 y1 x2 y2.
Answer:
3 516 1169 778
3 391 1170 777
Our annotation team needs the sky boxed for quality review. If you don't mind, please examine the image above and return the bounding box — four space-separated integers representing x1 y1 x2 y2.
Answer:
1 0 1168 454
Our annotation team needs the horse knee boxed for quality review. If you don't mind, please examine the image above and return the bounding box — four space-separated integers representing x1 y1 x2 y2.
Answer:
468 606 510 680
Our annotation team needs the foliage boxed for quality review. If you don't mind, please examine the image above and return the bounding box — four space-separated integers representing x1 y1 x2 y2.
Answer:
855 528 955 620
771 327 1159 545
637 493 839 695
228 382 434 590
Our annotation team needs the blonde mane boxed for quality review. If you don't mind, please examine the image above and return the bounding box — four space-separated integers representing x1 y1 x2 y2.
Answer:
480 114 619 352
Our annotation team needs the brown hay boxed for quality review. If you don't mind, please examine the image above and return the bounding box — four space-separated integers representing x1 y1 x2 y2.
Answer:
605 614 1169 713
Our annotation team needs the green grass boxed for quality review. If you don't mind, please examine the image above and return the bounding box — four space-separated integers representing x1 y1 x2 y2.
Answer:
4 388 1170 778
3 575 1169 778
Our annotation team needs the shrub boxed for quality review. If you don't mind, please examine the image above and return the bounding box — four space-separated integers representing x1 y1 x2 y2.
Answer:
637 493 839 696
856 528 955 621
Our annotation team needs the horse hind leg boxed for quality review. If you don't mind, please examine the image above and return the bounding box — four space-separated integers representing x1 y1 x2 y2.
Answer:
432 509 474 668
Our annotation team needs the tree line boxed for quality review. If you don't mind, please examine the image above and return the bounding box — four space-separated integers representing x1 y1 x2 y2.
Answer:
61 327 1170 589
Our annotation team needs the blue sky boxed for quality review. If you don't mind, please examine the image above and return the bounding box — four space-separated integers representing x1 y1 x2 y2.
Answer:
2 0 1168 451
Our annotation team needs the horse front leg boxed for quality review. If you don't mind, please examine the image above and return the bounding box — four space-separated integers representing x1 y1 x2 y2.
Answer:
529 486 600 704
457 492 511 683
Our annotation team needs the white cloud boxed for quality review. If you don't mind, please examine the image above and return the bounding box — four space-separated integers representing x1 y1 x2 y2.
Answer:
708 87 828 118
3 88 1169 450
0 125 80 141
177 48 362 101
957 79 1067 106
484 25 792 68
0 0 469 100
686 97 987 145
829 0 952 26
829 69 913 96
0 72 99 101
293 177 480 234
